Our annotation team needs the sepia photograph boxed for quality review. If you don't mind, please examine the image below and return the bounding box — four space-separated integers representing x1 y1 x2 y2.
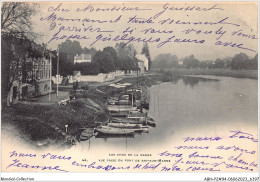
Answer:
1 1 258 181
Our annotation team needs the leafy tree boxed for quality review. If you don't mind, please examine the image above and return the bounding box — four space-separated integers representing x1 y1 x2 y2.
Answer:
115 42 138 71
199 61 209 69
92 51 115 73
59 40 82 76
152 53 179 69
141 42 152 70
183 55 200 68
1 2 40 106
251 53 258 70
223 57 232 69
1 2 38 38
82 47 97 57
231 53 249 70
103 47 120 70
215 58 225 68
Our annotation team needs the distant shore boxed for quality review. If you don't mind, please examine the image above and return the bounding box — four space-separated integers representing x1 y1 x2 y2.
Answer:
151 68 258 80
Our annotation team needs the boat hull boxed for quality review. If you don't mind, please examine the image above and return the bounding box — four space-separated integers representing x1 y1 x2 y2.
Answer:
95 126 135 135
110 117 143 124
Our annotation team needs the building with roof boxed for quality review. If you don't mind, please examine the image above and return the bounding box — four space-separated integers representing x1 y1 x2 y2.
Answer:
138 61 145 74
74 54 91 64
136 54 149 71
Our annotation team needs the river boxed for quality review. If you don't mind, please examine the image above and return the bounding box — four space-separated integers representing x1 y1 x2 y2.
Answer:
79 75 257 152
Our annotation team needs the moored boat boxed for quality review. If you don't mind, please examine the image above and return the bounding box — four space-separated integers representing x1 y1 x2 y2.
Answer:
107 105 139 112
80 128 94 141
110 117 143 124
95 126 135 135
107 122 148 129
146 118 156 127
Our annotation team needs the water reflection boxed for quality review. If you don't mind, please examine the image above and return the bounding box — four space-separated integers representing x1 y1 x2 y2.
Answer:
78 76 257 151
169 75 220 88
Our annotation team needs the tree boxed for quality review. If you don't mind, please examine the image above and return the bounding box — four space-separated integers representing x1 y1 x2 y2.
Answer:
152 54 179 69
183 55 200 68
103 47 119 70
115 42 138 71
92 51 115 73
215 58 225 68
1 2 38 38
59 40 82 76
82 47 97 57
199 61 209 69
231 53 249 70
223 57 232 69
251 53 258 70
141 42 152 70
1 2 39 106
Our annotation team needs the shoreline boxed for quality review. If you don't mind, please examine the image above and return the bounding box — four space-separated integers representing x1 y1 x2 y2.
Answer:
152 68 258 80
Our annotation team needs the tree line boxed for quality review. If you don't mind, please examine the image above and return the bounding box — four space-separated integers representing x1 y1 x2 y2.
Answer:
58 41 151 76
152 53 258 70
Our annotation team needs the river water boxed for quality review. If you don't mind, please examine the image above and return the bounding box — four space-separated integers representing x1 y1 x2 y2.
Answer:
80 75 257 152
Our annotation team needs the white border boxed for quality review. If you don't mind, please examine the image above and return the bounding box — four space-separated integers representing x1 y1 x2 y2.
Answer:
0 0 259 181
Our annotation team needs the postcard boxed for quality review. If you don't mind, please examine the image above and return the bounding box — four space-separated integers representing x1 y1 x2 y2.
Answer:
1 1 259 181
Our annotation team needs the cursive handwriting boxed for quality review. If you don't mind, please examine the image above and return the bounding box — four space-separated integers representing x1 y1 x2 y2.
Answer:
158 17 240 27
6 159 69 172
154 4 224 18
89 33 205 48
41 153 71 160
174 145 209 150
229 131 258 142
76 4 152 13
183 136 222 142
72 161 131 171
41 12 122 24
9 151 36 158
216 145 255 155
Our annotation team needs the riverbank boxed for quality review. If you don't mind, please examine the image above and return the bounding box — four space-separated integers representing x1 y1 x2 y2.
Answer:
152 68 258 80
1 74 162 149
1 97 108 148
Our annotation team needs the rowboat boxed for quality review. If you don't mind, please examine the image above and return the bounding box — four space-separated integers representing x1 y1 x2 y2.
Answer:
107 105 139 112
95 126 135 135
110 117 143 124
107 123 148 129
146 118 156 127
80 128 94 141
98 125 148 134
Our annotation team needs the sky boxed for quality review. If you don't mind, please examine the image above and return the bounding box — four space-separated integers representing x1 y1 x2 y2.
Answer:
31 1 258 61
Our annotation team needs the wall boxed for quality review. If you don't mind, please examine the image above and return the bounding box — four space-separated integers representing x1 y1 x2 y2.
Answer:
74 70 125 83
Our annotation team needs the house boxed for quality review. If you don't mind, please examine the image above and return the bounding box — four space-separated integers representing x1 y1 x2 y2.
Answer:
74 54 91 64
26 56 53 97
9 55 53 103
136 54 149 71
138 61 145 74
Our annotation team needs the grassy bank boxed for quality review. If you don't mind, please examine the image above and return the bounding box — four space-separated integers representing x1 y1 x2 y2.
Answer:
1 96 109 148
151 68 258 80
